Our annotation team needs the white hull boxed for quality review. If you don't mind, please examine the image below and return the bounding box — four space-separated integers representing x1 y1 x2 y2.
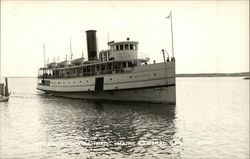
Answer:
40 85 175 104
37 62 176 104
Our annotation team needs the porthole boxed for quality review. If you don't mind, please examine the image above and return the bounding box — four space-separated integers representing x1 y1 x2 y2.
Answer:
87 80 88 83
154 73 156 76
110 78 112 80
130 76 132 78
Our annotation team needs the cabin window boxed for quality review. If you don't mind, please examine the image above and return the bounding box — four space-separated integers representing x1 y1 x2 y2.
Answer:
105 52 108 61
122 62 126 68
130 44 134 50
120 45 123 50
114 62 121 69
107 52 110 59
125 44 129 50
86 66 90 72
96 65 100 71
63 69 66 74
99 53 102 61
91 65 95 72
116 45 119 51
101 64 106 70
78 68 82 74
83 67 86 73
107 63 112 70
128 61 134 67
114 63 117 69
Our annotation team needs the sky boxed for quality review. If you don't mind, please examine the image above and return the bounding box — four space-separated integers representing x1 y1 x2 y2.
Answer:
0 0 249 77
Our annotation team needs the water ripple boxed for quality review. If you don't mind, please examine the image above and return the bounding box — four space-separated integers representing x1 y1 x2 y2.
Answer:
0 77 249 158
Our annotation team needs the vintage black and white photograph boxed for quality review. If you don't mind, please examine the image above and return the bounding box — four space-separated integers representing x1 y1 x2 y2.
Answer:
0 0 249 158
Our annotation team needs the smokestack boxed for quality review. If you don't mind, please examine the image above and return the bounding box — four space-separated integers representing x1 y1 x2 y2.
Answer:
86 30 97 61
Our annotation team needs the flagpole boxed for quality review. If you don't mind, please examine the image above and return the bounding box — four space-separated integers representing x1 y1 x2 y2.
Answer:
166 11 175 59
170 11 175 59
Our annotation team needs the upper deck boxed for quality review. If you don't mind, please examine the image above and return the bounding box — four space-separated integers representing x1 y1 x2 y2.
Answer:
38 58 149 79
38 30 175 80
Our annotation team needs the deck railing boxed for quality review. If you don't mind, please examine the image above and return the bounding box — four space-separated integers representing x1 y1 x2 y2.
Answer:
38 67 133 79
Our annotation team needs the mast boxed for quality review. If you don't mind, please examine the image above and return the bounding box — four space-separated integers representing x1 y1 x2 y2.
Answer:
170 11 175 58
43 43 46 68
70 37 73 60
107 31 109 43
0 46 1 83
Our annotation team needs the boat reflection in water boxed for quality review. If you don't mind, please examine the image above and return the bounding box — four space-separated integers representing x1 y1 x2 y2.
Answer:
38 95 182 158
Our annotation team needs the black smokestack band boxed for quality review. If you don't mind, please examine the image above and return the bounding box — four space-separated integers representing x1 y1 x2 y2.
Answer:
86 30 97 61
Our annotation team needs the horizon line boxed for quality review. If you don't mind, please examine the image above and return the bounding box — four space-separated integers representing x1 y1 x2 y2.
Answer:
2 72 249 78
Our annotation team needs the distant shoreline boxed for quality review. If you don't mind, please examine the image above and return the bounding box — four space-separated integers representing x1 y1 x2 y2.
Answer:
3 72 249 78
176 72 250 78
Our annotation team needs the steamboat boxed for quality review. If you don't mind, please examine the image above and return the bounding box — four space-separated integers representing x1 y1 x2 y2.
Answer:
37 30 176 103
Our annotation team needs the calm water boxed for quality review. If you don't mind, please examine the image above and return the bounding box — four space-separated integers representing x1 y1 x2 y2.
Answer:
0 77 249 159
